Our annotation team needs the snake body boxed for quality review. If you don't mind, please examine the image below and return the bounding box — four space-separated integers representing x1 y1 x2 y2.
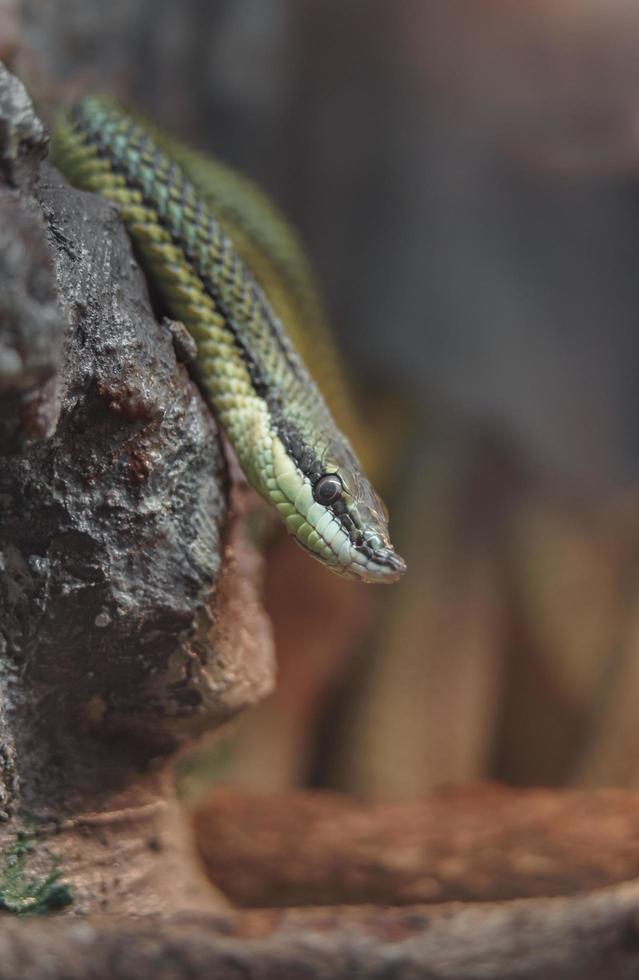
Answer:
52 97 405 583
141 124 363 447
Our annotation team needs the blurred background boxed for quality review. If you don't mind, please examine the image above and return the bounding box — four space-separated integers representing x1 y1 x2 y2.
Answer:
9 0 639 797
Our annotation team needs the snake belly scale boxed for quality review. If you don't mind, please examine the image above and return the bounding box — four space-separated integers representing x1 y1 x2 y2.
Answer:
52 97 405 583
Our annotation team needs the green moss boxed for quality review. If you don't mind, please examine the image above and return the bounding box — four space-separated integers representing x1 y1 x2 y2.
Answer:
0 833 73 915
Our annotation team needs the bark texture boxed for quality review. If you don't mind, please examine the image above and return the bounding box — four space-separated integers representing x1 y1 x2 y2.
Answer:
2 883 639 980
0 61 273 914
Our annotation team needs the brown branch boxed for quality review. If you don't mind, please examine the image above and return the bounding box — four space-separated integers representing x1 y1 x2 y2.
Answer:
194 785 639 907
1 882 639 979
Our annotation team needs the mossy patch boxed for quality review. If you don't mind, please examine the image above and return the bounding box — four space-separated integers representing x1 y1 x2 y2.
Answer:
0 833 73 915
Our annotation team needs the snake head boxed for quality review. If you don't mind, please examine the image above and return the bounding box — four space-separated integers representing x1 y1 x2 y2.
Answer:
270 435 406 584
320 441 406 583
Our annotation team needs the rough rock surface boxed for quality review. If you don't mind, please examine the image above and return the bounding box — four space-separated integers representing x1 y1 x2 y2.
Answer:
0 61 273 913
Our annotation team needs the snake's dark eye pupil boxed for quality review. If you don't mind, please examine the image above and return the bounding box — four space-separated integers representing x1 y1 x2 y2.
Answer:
313 473 343 505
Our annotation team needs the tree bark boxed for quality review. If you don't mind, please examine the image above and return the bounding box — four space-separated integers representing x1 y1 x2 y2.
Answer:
0 61 274 915
1 883 639 980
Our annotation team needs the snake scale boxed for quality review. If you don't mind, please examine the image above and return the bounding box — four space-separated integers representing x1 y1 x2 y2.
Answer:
52 97 405 583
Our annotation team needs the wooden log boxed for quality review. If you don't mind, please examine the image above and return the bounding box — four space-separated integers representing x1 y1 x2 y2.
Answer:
194 785 639 907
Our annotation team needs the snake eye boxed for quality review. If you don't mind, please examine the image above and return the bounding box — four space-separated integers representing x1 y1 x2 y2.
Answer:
313 473 343 506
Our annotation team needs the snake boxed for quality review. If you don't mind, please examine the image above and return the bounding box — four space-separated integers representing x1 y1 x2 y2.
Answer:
51 96 406 584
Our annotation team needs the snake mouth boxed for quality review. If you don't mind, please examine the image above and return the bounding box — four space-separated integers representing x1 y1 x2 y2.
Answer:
344 546 407 584
293 528 406 583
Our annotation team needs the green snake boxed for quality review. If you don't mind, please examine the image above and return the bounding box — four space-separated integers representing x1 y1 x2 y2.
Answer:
52 97 405 584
